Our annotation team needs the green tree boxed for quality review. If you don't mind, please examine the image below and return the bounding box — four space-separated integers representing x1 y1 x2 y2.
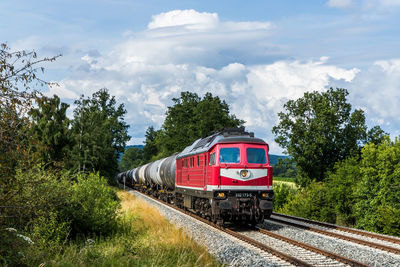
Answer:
325 156 361 226
156 91 244 155
0 43 59 179
0 43 59 226
29 95 71 167
69 88 130 180
119 146 144 171
194 92 244 137
366 125 388 145
354 137 400 236
143 126 160 162
273 158 297 178
272 88 367 187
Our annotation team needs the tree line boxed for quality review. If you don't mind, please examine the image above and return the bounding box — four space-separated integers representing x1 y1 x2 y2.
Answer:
0 44 127 265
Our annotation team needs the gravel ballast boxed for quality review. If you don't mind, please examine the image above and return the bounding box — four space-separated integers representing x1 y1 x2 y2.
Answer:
261 219 400 267
129 190 293 267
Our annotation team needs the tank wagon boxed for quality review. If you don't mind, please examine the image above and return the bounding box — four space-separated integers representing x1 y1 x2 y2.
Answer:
119 128 273 225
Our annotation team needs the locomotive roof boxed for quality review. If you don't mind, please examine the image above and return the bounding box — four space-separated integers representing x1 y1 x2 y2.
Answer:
177 128 266 159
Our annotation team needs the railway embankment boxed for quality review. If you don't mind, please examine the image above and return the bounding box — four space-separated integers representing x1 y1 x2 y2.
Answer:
129 187 400 267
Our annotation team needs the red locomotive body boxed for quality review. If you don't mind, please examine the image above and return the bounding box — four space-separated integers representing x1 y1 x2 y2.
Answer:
174 129 273 224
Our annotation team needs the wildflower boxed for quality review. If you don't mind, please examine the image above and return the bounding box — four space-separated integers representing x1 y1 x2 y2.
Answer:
16 234 34 245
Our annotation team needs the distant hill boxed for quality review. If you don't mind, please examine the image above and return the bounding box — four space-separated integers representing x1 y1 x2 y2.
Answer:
269 154 288 165
125 145 144 150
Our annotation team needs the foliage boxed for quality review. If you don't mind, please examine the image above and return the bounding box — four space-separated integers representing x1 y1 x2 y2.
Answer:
0 43 59 93
280 181 335 223
29 94 71 167
67 172 120 236
2 190 220 267
366 125 388 145
143 126 160 162
0 166 121 266
325 156 361 226
0 43 59 202
279 137 400 237
354 137 400 236
272 88 369 187
153 91 244 158
119 146 144 171
273 158 297 178
69 88 130 180
273 183 297 211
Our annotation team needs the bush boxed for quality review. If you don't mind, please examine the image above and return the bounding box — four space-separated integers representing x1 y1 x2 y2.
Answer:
0 165 121 266
273 183 297 211
280 181 335 223
66 172 120 236
354 137 400 236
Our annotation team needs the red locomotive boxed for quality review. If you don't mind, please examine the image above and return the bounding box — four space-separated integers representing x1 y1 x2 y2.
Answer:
118 128 274 225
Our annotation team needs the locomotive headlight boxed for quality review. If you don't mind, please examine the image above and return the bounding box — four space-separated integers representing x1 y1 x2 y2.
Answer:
217 192 225 198
261 192 267 198
240 170 250 178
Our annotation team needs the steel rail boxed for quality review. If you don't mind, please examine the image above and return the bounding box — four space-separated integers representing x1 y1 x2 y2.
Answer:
268 216 400 255
273 212 400 245
257 227 368 267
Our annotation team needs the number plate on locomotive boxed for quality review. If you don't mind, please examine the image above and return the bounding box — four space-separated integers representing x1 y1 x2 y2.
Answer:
236 193 253 198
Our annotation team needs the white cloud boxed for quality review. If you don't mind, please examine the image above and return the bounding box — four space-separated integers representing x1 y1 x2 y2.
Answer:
148 9 218 30
56 9 400 154
349 58 400 130
46 83 79 99
327 0 353 9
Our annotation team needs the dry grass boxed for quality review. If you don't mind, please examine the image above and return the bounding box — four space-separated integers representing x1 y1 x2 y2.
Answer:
117 190 221 267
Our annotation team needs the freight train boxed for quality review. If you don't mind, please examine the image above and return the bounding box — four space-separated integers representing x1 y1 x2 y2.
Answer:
117 128 274 225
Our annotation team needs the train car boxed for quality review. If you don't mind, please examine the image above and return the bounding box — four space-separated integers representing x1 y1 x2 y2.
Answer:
174 128 273 224
118 128 273 225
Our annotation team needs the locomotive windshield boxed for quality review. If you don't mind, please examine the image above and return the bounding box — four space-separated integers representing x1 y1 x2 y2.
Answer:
219 148 240 163
246 148 266 164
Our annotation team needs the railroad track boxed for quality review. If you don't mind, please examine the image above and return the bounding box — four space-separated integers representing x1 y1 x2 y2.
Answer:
127 187 369 267
268 213 400 255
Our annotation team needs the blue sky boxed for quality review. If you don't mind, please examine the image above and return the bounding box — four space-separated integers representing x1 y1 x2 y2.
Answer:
1 0 400 154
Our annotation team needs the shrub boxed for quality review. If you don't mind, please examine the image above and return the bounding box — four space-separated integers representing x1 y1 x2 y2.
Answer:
354 137 400 236
280 181 335 223
273 183 297 211
66 172 121 236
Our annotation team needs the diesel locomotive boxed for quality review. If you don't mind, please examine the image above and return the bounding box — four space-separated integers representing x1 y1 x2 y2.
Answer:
118 128 274 225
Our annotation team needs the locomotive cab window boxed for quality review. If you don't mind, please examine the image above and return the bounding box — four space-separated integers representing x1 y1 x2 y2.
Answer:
219 147 240 163
246 148 267 164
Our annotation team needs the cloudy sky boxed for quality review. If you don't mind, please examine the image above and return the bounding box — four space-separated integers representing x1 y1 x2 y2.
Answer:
1 0 400 154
